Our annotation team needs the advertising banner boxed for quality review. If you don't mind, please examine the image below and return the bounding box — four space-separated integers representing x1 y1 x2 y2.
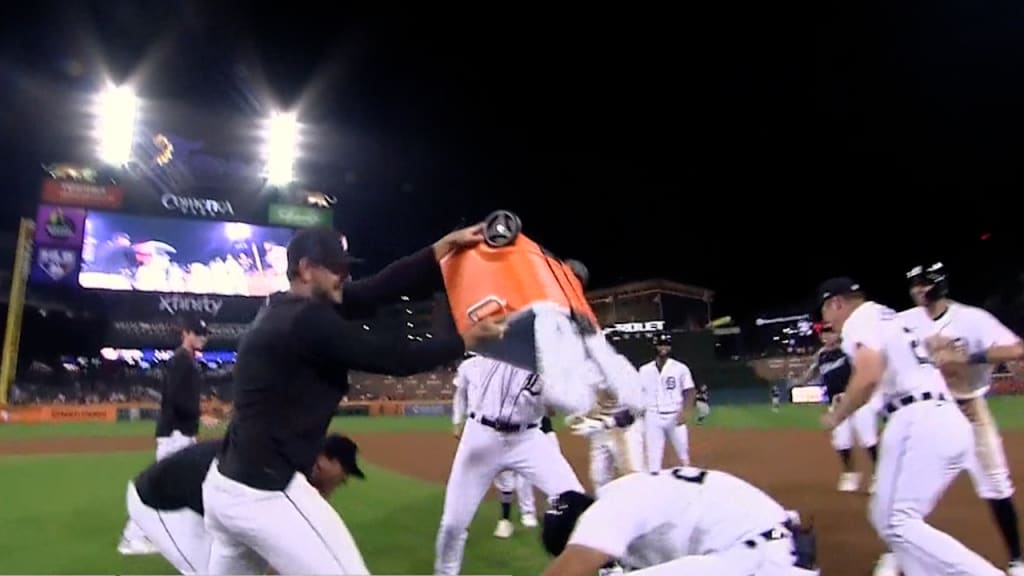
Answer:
403 402 453 417
34 205 86 247
41 178 124 209
99 292 265 322
268 203 332 228
30 246 80 285
105 319 253 348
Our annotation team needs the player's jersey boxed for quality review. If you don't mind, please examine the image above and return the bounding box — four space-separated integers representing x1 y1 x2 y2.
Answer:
899 303 1021 400
639 358 693 413
817 346 851 400
770 384 781 399
695 386 709 404
569 468 790 569
841 301 949 404
454 355 544 425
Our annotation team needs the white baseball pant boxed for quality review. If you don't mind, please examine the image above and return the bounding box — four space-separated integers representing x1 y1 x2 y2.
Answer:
870 398 1001 575
959 396 1015 500
492 430 563 515
589 422 645 489
830 401 879 451
202 460 370 575
644 410 689 470
126 481 210 575
627 538 817 575
434 419 583 576
120 429 198 549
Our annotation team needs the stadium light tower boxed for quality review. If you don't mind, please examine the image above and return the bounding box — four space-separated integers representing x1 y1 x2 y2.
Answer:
94 85 138 166
262 111 300 186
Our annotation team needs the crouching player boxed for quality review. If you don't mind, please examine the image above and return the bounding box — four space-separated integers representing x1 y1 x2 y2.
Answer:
540 467 820 576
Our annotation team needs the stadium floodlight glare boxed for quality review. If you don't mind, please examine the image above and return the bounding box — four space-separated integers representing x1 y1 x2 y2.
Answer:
94 85 138 166
263 111 300 185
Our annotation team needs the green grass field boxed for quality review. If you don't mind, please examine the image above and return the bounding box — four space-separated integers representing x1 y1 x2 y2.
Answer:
2 397 1024 574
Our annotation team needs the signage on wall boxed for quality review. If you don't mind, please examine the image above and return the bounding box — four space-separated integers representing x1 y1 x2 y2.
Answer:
602 320 666 334
161 193 236 218
158 294 224 317
34 205 86 246
40 178 124 209
268 203 332 228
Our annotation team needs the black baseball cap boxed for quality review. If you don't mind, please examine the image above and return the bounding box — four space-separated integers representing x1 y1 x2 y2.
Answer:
654 333 672 346
321 434 366 479
180 315 210 336
816 277 863 306
286 227 362 278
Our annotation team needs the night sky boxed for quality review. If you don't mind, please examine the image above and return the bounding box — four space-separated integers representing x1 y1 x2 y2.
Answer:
1 1 1022 322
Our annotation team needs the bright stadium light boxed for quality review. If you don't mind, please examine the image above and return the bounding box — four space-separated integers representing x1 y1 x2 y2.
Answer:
94 85 138 166
262 111 300 185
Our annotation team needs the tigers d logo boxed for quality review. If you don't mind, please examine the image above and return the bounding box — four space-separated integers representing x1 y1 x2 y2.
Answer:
44 208 76 240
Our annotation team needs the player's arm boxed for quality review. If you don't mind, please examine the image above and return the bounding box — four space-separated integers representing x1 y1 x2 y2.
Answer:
679 366 696 423
167 353 200 425
972 311 1023 364
295 304 468 380
451 369 469 437
824 345 883 428
336 246 441 319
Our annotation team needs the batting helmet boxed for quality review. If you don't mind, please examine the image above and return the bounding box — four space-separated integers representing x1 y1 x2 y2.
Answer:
907 262 949 303
541 491 595 556
653 333 672 347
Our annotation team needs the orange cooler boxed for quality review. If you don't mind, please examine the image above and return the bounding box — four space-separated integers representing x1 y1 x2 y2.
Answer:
440 211 596 370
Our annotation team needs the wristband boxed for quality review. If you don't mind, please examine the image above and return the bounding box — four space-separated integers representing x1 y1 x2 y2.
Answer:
968 351 988 365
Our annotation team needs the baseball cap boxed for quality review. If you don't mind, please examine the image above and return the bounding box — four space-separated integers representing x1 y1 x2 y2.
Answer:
816 277 863 306
286 227 362 278
180 315 210 336
654 333 672 346
321 434 366 479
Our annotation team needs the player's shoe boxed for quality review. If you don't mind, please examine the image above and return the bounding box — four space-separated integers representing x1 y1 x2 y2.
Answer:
1007 558 1024 576
493 519 514 539
872 553 899 576
520 513 538 528
117 535 159 556
837 472 861 492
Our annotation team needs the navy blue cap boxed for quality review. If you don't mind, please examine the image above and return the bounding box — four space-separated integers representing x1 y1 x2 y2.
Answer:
321 434 365 479
286 227 361 277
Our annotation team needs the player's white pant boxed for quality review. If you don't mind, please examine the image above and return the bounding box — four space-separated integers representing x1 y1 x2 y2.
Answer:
869 399 1002 575
494 470 536 516
434 419 583 576
589 422 645 489
120 429 198 550
202 460 370 575
959 396 1015 500
696 400 711 420
830 402 879 451
644 410 689 471
126 481 210 575
156 430 198 461
626 537 817 575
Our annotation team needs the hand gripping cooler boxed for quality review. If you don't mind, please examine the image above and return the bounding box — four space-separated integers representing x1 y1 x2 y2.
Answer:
440 210 597 370
440 211 642 417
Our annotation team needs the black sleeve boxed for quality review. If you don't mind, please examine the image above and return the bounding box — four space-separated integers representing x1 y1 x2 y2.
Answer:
167 354 200 424
338 246 441 319
295 304 466 379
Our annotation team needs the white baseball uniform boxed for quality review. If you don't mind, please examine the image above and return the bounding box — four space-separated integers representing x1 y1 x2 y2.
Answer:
900 302 1019 500
586 390 646 490
436 356 584 576
639 358 693 470
841 301 1001 575
494 427 562 518
566 468 817 575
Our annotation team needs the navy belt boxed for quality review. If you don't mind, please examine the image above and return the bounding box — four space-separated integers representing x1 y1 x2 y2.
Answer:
471 413 538 433
882 391 947 420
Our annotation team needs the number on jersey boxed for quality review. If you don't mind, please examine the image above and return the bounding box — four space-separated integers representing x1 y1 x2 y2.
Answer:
654 466 707 484
901 327 932 365
665 376 677 390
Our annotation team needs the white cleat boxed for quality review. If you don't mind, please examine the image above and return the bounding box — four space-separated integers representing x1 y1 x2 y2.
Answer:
493 519 514 539
117 536 159 556
520 513 538 528
1008 558 1024 576
873 553 900 576
837 472 861 493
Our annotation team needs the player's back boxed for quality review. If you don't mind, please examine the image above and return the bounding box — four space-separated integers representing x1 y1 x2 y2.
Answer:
841 301 948 403
588 468 788 566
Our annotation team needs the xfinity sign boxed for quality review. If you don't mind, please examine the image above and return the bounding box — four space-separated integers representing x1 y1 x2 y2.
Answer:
159 294 223 317
161 193 235 218
603 320 665 334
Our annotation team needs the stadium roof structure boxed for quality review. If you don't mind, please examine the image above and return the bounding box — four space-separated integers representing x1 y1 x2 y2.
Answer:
586 279 714 304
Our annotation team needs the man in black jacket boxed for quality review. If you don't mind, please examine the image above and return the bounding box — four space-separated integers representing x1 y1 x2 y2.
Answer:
203 224 506 575
127 434 364 575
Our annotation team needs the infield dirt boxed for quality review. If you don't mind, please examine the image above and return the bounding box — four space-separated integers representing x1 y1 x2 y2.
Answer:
3 427 1022 576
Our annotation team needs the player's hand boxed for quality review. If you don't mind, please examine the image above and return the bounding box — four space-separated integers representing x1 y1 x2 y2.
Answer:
463 315 508 350
568 415 614 436
433 223 485 261
820 412 838 431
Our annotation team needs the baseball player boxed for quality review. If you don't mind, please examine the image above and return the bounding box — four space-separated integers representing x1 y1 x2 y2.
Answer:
817 277 1003 576
539 467 820 575
770 382 782 412
639 333 695 470
795 323 880 493
126 434 363 575
491 414 560 537
202 225 506 575
118 315 215 556
438 354 584 575
695 383 710 424
897 263 1024 575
